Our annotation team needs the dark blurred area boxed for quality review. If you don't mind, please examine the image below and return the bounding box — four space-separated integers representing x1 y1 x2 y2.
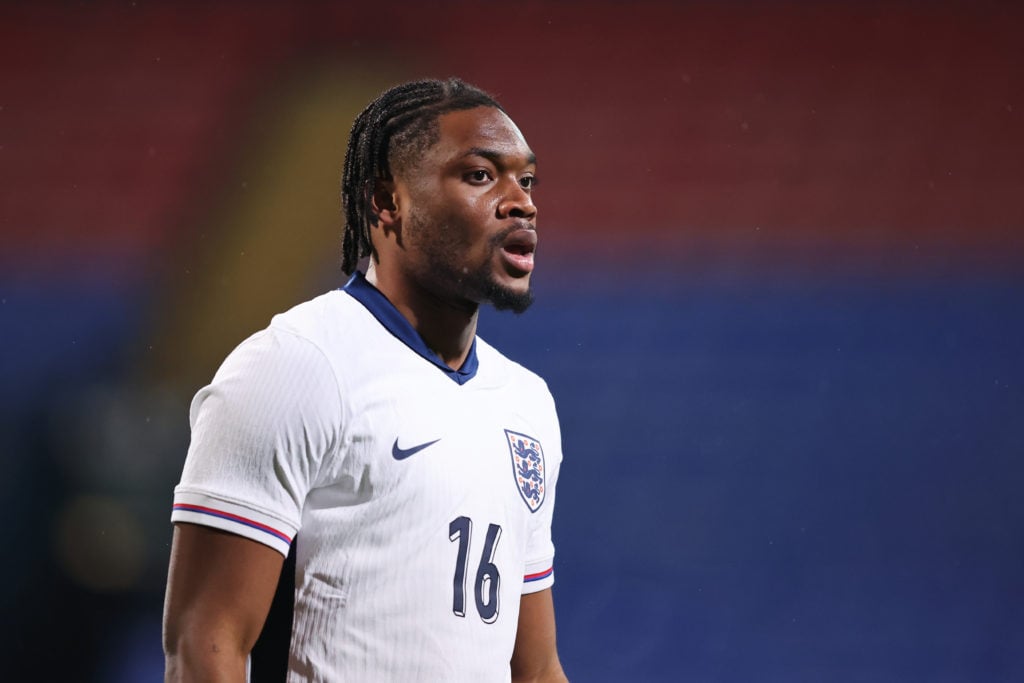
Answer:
1 2 1022 681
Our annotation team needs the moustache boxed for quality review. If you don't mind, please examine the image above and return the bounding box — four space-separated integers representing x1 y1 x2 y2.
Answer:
489 221 536 247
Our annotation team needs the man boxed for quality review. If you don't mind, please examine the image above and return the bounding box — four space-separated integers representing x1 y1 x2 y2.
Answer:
163 78 568 682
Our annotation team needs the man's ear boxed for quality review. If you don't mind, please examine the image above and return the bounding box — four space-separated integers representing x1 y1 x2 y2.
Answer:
370 178 400 228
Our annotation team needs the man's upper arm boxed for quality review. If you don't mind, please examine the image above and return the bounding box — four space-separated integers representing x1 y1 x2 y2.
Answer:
510 588 568 683
163 523 285 682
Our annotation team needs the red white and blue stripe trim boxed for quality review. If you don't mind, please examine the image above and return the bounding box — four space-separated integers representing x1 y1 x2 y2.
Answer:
172 503 293 545
524 566 554 583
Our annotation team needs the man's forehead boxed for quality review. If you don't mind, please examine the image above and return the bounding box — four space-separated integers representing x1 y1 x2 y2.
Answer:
435 107 533 161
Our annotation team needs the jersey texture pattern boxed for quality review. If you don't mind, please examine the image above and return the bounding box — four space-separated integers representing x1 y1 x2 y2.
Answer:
171 272 562 682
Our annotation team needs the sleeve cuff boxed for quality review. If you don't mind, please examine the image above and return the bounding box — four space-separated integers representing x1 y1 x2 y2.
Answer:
171 490 296 558
522 561 554 594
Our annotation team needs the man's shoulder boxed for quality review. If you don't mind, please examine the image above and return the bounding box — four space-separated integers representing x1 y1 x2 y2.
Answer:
218 289 376 381
205 290 373 412
262 289 386 352
268 289 358 335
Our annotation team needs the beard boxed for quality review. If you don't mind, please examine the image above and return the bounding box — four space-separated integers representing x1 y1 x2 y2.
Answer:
479 269 534 313
406 210 535 314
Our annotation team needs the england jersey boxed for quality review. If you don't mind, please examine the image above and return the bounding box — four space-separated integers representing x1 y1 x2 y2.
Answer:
170 272 562 682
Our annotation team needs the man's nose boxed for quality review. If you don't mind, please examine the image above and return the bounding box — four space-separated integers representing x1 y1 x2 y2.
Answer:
497 180 537 220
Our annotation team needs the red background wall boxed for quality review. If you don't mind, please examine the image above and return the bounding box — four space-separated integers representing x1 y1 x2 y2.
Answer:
3 1 1021 275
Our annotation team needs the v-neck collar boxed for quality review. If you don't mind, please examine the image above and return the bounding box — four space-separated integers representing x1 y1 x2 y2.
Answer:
342 271 479 385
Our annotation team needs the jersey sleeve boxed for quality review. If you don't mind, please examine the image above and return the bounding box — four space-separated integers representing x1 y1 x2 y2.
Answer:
171 327 341 557
521 384 563 594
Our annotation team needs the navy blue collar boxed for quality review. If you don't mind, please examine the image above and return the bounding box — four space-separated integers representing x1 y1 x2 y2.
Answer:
342 271 479 385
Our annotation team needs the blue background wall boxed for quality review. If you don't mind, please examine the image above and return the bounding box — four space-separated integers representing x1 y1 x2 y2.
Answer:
483 268 1024 681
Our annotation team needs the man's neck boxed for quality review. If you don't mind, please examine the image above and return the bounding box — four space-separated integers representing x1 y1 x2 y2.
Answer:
365 263 478 371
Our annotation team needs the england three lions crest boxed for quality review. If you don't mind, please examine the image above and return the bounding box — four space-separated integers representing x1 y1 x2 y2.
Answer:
505 429 546 513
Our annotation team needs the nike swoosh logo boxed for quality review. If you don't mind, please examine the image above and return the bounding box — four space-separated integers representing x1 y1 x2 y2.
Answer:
392 438 441 460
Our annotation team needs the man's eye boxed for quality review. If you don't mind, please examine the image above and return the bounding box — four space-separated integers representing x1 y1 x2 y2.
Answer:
467 170 491 183
520 176 537 190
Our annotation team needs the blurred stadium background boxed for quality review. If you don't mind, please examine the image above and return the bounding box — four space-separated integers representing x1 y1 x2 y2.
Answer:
2 2 1022 681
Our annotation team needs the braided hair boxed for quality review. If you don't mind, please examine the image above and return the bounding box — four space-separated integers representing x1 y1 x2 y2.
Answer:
340 78 503 274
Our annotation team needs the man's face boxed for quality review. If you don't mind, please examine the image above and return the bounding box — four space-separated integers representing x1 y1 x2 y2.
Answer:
393 106 538 313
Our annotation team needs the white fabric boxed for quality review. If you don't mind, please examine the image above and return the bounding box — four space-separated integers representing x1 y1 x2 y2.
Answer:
171 288 562 682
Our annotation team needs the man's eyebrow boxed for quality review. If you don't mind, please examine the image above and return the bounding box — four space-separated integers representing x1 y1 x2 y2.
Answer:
462 147 537 167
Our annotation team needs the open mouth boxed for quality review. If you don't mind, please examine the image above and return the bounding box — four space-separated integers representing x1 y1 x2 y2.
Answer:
500 228 537 273
504 242 534 257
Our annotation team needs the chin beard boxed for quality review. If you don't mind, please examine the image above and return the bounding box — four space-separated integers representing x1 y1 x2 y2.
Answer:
481 277 534 314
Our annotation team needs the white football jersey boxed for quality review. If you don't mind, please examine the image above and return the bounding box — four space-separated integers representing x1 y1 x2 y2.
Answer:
171 272 562 682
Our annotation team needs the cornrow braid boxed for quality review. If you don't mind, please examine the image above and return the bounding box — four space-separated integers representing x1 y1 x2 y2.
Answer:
340 78 503 274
